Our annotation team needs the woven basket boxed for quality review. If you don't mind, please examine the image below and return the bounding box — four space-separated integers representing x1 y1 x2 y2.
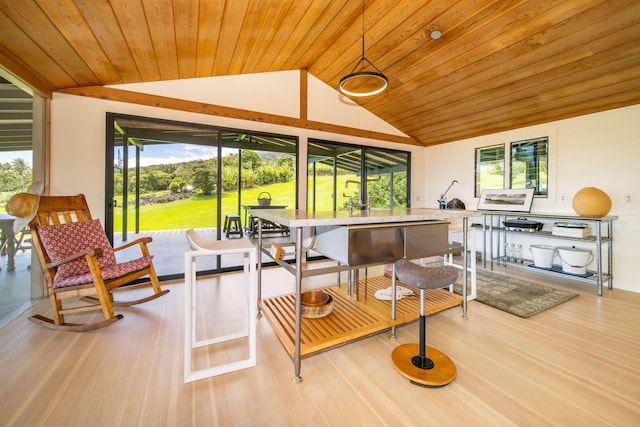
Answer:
257 191 272 206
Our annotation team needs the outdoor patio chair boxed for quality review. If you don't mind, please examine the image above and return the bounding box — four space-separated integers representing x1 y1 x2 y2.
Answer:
14 226 32 252
27 194 169 331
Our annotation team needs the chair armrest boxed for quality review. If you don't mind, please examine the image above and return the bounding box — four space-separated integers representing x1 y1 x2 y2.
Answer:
113 236 153 252
46 248 103 269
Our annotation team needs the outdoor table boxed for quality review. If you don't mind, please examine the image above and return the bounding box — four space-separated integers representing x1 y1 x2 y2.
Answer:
0 213 16 271
241 204 288 238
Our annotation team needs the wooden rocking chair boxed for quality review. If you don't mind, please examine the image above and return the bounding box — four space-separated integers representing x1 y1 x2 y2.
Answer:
29 194 169 331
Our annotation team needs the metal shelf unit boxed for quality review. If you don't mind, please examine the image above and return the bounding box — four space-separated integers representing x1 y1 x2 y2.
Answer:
480 211 617 296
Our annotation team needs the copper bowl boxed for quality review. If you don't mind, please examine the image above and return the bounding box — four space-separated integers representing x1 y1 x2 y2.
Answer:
301 290 333 318
301 290 330 307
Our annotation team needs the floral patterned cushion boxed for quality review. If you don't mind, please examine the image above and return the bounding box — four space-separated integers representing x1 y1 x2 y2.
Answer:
52 256 153 289
37 219 117 285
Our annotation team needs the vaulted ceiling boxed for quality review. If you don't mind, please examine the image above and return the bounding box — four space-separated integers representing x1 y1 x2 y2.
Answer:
1 0 639 148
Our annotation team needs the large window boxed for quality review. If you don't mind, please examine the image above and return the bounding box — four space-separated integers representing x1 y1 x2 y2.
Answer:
475 137 548 197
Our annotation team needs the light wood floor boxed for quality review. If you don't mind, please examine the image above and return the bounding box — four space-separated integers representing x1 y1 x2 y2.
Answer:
0 262 639 426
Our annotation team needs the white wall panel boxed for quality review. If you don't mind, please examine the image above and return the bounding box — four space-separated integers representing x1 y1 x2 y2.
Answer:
424 104 640 293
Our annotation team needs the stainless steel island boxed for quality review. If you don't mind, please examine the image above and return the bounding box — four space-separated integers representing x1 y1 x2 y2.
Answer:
249 207 480 382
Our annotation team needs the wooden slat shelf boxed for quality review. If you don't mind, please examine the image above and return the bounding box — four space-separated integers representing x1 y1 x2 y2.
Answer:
260 276 462 358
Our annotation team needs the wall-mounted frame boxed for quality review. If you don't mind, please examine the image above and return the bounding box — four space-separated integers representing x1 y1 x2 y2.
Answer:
477 188 534 212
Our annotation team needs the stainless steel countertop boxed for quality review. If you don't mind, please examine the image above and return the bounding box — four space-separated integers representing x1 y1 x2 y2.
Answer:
246 207 480 227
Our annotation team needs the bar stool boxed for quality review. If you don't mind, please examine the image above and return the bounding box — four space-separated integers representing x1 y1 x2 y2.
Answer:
223 213 243 238
184 229 257 383
391 259 459 387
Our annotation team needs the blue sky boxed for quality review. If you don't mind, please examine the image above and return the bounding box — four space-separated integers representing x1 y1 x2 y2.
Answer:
120 143 236 167
127 144 218 167
0 151 31 166
2 144 234 169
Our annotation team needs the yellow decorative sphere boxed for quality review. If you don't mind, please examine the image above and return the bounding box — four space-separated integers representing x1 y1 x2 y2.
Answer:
572 187 611 217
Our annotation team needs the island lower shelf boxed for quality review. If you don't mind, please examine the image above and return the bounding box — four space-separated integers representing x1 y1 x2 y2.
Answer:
496 257 612 284
259 276 462 358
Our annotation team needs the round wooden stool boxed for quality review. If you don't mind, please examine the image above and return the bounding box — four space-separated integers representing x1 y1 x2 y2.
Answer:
391 259 459 387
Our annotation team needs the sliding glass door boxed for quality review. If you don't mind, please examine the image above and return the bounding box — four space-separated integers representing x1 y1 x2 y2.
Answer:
0 77 39 327
106 114 297 279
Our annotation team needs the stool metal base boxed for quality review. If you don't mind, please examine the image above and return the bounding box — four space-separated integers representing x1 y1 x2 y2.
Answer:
391 343 456 387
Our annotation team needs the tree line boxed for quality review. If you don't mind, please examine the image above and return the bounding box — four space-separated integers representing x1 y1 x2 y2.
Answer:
1 151 406 208
0 158 31 203
115 150 295 196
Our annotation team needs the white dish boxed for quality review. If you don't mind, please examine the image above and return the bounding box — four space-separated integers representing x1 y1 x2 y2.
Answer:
374 286 414 300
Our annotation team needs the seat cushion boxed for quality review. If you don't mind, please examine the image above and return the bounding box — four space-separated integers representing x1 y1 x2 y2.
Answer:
394 259 459 290
52 256 154 289
37 219 117 285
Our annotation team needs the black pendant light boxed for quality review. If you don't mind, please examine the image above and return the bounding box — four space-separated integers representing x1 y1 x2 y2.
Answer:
339 0 388 97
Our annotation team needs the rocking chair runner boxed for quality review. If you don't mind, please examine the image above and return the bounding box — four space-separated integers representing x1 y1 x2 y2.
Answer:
28 194 169 331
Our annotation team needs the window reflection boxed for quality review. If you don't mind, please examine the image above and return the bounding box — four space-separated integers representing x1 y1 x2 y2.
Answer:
511 137 548 197
475 144 505 197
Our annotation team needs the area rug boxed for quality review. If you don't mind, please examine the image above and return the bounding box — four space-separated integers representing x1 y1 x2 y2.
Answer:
450 268 578 318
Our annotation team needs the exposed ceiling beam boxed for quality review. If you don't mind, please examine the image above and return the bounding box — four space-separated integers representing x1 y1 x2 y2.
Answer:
58 85 419 147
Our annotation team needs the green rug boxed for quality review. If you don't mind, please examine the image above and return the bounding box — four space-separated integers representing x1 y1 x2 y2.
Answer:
451 268 578 318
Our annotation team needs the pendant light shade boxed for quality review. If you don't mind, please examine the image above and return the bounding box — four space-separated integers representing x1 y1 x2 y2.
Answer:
339 1 388 97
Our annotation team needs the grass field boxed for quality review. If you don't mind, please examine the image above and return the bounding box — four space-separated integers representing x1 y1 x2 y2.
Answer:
1 175 367 231
115 176 358 231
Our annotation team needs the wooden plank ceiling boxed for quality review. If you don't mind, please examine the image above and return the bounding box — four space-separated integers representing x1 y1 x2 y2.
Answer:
0 0 639 147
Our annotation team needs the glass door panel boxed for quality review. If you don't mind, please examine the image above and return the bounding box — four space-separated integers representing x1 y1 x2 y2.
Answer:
307 140 410 212
0 78 35 327
109 115 222 278
364 148 409 208
227 132 297 240
307 140 362 212
107 115 298 278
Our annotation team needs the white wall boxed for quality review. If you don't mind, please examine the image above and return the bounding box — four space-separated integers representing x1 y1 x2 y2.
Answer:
423 104 640 293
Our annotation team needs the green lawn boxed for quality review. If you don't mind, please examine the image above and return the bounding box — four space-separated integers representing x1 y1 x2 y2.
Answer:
115 176 357 231
0 176 359 230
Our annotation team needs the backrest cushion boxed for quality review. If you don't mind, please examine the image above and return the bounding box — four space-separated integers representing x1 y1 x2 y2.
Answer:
37 219 116 282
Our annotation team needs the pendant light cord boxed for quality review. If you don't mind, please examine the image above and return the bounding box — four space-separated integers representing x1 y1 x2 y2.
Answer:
361 0 365 60
338 0 389 96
